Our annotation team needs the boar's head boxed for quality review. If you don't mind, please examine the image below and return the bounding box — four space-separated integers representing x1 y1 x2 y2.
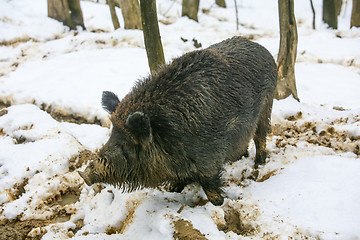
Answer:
78 91 153 190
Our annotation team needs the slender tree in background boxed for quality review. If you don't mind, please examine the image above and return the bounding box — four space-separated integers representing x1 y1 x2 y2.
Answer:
310 0 316 29
216 0 226 8
108 0 120 30
139 0 165 74
322 0 342 29
275 0 299 101
182 0 200 22
234 0 239 30
47 0 85 30
351 0 360 27
120 0 142 29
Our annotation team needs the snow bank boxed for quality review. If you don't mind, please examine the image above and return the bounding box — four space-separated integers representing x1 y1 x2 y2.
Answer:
0 0 359 239
250 155 360 238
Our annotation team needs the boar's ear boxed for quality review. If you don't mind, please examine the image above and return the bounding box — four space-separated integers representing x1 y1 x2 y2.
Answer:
125 111 152 145
102 91 120 114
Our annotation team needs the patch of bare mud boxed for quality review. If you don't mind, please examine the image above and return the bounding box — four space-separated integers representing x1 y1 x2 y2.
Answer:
0 151 91 239
173 219 207 240
0 219 48 240
69 149 98 171
0 188 83 239
0 37 40 47
40 103 104 126
216 200 257 236
0 109 7 119
0 100 106 126
0 176 83 239
0 218 84 240
0 101 10 111
272 111 360 156
6 179 29 203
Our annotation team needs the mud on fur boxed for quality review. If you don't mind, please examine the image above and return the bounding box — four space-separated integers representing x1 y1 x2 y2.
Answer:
79 36 277 206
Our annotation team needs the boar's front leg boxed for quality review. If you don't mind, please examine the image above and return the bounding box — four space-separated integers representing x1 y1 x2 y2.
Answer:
200 174 224 206
168 180 188 193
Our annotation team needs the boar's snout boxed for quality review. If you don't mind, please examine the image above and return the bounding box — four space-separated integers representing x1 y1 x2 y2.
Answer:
78 170 92 186
78 160 102 186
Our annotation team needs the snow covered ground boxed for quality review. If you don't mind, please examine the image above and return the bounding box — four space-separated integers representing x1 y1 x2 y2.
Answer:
0 0 359 239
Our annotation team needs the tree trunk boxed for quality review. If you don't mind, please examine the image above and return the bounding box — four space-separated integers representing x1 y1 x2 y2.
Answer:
234 0 239 30
336 0 343 16
182 0 200 22
68 0 85 29
275 0 299 101
47 0 85 30
216 0 226 8
322 0 342 29
120 0 142 29
114 0 121 8
139 0 165 74
310 0 316 29
351 0 360 27
108 0 120 30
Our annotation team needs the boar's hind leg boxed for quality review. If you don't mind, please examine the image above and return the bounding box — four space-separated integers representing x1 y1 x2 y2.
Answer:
254 97 273 168
200 174 224 206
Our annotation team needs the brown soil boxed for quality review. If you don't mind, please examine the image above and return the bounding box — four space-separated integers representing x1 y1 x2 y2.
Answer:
0 37 39 47
0 219 48 240
40 103 103 126
69 149 98 172
0 150 87 239
0 101 10 111
0 101 104 126
271 112 360 156
216 201 256 236
0 187 83 239
173 219 207 240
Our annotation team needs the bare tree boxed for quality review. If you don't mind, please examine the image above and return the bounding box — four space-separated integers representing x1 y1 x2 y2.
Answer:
139 0 165 73
120 0 142 29
182 0 200 22
310 0 316 29
275 0 299 101
234 0 239 30
351 0 360 27
216 0 226 8
108 0 120 30
322 0 343 29
47 0 85 30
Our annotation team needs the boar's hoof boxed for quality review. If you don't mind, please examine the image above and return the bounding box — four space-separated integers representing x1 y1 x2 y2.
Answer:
78 171 92 186
205 189 224 206
255 151 267 169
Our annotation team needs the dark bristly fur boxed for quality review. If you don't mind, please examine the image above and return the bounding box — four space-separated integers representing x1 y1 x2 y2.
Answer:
79 36 278 206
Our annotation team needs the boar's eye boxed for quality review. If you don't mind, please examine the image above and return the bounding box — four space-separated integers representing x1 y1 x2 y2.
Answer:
102 91 120 114
125 111 152 145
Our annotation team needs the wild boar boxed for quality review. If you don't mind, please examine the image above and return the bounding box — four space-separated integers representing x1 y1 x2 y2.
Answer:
79 36 277 205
